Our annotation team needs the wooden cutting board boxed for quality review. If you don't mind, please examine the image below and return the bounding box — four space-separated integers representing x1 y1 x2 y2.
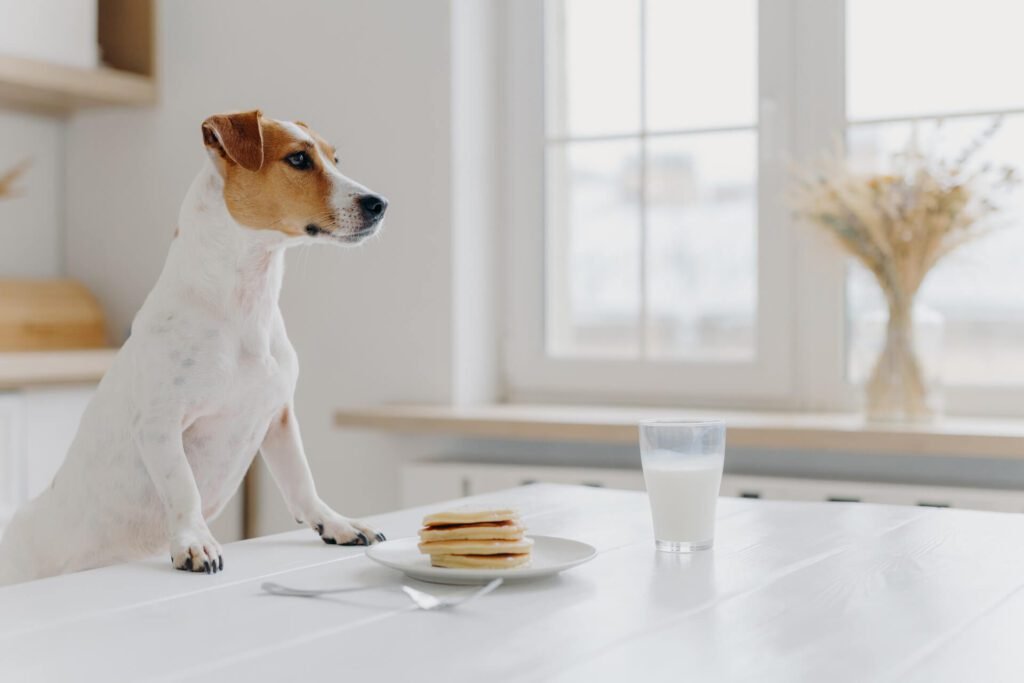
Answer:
0 279 109 351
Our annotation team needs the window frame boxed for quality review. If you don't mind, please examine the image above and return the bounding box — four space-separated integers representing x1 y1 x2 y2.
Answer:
501 0 1024 417
503 0 797 406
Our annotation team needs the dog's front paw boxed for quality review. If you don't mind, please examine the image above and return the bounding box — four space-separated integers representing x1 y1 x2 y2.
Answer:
170 527 223 574
310 512 385 547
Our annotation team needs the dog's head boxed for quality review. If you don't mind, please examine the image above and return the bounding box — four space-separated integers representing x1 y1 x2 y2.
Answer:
201 110 386 244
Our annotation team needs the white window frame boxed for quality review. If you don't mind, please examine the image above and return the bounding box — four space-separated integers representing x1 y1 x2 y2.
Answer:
501 0 1024 417
503 0 799 407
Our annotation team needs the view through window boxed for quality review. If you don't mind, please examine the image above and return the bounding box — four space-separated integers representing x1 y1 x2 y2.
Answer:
534 0 1024 405
544 0 758 360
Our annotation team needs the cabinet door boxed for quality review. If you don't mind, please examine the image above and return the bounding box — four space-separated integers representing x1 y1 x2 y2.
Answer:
22 386 95 499
9 386 244 543
0 394 24 529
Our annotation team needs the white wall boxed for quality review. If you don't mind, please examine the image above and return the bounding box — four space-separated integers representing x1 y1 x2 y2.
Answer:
0 110 63 277
451 0 502 405
64 0 496 533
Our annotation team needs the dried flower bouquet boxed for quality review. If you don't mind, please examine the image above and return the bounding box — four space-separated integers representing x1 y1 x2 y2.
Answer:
792 120 1018 421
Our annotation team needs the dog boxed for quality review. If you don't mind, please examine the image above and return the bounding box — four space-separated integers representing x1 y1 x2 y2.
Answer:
0 110 387 585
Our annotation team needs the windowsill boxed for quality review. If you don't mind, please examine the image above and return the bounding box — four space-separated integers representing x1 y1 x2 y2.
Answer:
334 403 1024 460
0 349 118 390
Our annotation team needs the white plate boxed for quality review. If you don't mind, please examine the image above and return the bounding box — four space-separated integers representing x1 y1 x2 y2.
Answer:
366 535 598 585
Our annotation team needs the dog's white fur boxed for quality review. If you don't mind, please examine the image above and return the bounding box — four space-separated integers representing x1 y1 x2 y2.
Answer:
0 113 385 585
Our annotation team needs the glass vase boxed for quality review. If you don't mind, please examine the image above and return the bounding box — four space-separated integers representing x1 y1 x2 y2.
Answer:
862 301 944 423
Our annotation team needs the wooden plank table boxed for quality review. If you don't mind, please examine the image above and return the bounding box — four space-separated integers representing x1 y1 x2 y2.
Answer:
2 484 1022 682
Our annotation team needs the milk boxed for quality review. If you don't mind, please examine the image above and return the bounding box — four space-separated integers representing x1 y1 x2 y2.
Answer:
642 453 723 544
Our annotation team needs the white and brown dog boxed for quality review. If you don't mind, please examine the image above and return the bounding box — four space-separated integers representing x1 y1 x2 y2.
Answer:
0 110 387 585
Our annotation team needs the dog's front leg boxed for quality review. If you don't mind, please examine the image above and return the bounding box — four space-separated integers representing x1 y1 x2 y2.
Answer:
261 405 384 546
134 418 222 573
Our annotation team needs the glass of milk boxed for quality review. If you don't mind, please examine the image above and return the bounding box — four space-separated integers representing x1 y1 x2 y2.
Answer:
639 419 725 552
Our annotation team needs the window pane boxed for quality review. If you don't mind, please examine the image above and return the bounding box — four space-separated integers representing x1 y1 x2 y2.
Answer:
547 140 641 357
848 0 1024 121
846 116 1024 385
546 0 641 137
646 131 757 359
645 0 756 131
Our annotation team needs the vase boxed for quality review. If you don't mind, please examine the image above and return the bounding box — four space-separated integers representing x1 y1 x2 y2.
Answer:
863 300 943 423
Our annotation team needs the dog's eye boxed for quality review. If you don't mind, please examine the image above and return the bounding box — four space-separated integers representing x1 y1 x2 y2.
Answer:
285 152 312 170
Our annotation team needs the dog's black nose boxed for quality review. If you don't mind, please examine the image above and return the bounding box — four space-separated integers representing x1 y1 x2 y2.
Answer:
358 195 388 221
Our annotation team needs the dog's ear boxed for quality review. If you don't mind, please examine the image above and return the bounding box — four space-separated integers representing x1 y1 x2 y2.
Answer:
201 110 264 172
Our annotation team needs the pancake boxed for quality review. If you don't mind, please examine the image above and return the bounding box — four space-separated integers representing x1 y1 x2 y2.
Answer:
422 507 519 526
418 521 525 542
430 553 531 570
419 507 532 570
418 537 534 556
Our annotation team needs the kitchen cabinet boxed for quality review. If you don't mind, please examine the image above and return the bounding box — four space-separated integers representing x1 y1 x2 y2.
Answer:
0 384 243 543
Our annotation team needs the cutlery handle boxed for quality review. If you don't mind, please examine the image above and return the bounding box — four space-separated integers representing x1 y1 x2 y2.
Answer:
455 578 503 607
261 582 379 597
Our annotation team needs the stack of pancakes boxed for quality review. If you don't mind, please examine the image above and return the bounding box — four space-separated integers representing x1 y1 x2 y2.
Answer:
418 507 533 569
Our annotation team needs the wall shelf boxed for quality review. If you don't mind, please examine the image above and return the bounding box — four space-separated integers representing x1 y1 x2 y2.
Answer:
0 55 155 114
0 0 156 115
0 348 117 389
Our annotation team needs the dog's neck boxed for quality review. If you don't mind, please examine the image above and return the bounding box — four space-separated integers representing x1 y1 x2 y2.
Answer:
166 160 289 322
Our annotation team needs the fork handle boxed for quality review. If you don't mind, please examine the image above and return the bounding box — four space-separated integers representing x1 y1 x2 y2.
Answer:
261 582 380 597
457 578 504 605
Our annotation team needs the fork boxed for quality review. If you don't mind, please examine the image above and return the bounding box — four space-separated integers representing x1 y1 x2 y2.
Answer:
261 577 503 609
261 581 387 598
402 578 503 610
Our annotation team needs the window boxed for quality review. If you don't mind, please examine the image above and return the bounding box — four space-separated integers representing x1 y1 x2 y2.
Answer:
544 0 758 360
504 0 1024 415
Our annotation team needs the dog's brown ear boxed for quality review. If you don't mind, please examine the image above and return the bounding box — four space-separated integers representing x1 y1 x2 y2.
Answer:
201 110 264 172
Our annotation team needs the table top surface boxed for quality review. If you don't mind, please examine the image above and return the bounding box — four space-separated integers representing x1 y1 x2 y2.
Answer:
2 484 1023 683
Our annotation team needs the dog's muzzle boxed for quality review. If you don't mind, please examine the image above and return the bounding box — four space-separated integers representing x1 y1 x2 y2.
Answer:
305 194 388 242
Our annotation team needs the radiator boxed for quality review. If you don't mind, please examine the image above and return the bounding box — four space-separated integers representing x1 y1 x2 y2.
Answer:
400 461 1024 513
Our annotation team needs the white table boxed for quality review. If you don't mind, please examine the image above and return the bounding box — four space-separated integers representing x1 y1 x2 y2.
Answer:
2 484 1023 682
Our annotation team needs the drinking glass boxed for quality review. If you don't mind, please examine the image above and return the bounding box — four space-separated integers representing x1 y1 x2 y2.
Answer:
639 419 726 552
